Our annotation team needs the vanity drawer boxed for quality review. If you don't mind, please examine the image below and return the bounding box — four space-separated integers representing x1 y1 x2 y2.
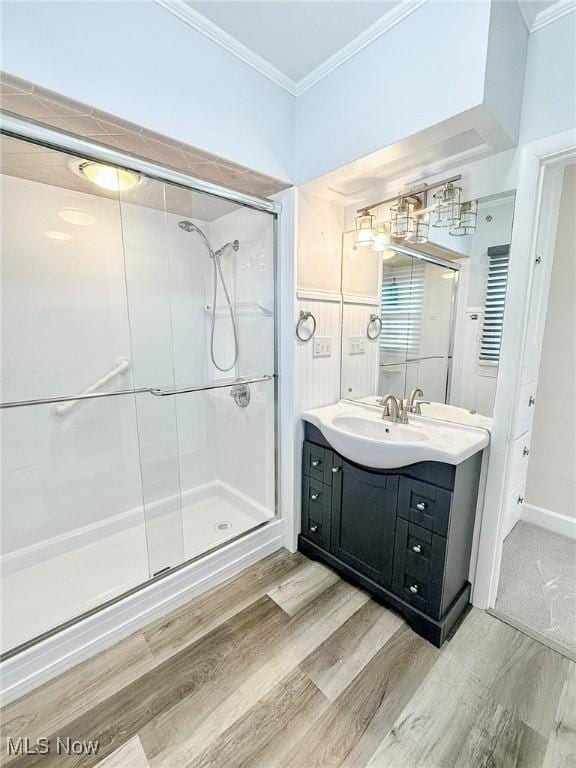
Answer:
392 518 446 619
397 477 452 536
303 441 336 485
302 475 332 549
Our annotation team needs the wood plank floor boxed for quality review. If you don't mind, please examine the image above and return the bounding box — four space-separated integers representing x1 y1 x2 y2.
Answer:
1 550 574 768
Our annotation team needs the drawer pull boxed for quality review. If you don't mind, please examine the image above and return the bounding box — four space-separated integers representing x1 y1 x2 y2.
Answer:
412 544 422 554
310 524 318 533
311 459 320 467
311 492 320 501
416 501 427 512
331 466 340 473
409 584 419 594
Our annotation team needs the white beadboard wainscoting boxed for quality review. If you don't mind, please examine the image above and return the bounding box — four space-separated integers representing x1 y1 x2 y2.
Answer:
341 297 380 401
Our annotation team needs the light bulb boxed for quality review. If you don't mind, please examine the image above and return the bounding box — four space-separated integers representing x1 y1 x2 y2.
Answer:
79 162 141 192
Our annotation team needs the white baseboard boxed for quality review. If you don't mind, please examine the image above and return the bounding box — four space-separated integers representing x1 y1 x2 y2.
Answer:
0 519 284 706
521 503 576 540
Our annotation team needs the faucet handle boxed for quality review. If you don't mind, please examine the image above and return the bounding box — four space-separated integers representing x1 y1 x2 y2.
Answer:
410 399 430 415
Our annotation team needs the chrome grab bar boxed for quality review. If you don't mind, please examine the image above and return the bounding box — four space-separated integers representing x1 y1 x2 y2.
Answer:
0 375 274 410
53 357 131 418
149 374 273 397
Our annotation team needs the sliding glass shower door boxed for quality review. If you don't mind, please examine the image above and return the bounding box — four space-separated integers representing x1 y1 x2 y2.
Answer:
0 131 276 653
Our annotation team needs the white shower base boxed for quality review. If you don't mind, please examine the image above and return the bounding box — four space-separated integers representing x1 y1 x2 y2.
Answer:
0 483 273 654
182 485 274 560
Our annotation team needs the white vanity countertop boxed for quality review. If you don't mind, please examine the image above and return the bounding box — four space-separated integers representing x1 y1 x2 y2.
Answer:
356 396 493 432
302 400 490 469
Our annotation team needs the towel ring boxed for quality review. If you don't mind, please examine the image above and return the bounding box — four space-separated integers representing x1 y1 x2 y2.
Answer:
367 314 382 340
296 310 317 342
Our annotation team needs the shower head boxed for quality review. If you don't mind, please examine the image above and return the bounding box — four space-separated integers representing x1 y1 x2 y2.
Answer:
179 221 239 258
178 220 202 234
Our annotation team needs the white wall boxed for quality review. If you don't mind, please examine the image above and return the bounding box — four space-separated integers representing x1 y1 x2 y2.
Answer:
519 11 576 145
0 0 295 181
525 164 576 518
294 0 519 184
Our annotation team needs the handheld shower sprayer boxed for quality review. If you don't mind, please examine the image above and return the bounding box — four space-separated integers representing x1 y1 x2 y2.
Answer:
178 220 240 373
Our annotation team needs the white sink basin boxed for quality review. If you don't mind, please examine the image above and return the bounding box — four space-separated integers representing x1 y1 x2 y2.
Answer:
332 416 428 443
303 401 489 469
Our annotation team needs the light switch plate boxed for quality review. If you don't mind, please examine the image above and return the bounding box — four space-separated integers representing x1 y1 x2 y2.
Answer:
313 336 332 357
348 335 365 355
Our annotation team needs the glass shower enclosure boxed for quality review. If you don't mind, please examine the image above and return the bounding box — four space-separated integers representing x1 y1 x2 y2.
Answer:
0 122 278 654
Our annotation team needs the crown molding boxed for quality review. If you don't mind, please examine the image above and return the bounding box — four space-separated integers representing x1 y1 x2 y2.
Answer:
531 0 576 32
154 0 299 94
154 0 428 97
295 0 427 94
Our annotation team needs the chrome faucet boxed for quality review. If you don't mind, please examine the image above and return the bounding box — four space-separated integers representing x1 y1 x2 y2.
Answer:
381 394 400 422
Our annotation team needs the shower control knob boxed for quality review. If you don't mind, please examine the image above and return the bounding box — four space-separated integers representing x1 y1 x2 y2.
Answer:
409 585 419 594
412 544 422 554
311 459 320 467
331 466 340 473
416 502 427 512
310 524 318 533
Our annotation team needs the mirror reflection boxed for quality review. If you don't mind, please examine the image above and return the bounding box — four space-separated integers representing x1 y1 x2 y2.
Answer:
341 191 515 426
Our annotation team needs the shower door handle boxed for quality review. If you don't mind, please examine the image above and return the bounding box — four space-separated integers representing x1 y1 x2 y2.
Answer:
149 374 273 397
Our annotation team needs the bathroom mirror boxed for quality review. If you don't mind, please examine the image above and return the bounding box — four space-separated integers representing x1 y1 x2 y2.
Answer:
340 191 516 424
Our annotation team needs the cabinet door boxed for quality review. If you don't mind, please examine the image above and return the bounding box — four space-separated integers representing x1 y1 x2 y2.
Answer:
331 461 398 588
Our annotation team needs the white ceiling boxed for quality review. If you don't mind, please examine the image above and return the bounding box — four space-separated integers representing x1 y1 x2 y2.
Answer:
186 1 400 83
157 0 575 94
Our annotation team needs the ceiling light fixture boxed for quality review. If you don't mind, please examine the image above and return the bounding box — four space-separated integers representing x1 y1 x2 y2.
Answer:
69 158 143 192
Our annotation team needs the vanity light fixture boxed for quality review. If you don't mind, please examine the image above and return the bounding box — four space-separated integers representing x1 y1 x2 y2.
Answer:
449 200 478 236
406 211 430 244
69 158 143 193
390 199 415 239
355 212 376 247
432 182 461 228
372 221 390 251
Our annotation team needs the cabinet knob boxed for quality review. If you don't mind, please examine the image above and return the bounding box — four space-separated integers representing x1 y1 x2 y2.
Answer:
412 544 422 554
416 501 427 512
409 584 419 594
517 495 524 505
523 446 530 456
528 396 536 407
331 466 340 473
311 459 320 467
311 492 320 501
310 524 318 533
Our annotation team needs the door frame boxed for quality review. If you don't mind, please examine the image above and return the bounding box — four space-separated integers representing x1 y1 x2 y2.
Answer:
472 128 576 610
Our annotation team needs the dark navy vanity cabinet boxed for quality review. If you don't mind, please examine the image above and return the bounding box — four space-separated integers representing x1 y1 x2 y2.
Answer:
299 423 483 646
